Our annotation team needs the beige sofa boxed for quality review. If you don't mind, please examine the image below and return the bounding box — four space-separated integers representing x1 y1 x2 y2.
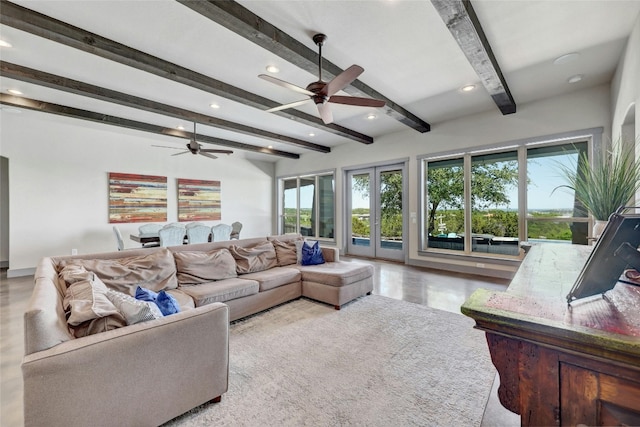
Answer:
23 234 373 426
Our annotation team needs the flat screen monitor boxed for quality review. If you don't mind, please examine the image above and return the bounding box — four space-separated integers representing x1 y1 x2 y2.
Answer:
567 208 640 304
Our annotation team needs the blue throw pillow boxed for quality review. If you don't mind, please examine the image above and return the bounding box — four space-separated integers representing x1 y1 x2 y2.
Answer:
301 241 325 266
135 286 158 302
135 286 180 316
155 291 180 316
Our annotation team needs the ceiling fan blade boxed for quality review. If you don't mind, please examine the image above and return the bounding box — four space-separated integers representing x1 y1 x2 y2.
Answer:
317 103 333 124
265 98 312 113
201 149 233 155
171 151 190 156
152 145 184 150
199 152 218 160
329 95 386 108
258 74 314 96
324 65 364 97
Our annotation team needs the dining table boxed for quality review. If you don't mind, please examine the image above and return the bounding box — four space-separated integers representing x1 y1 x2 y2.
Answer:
129 233 212 245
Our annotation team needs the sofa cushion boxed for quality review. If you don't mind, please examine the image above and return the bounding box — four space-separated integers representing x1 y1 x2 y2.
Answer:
63 274 121 326
173 248 237 285
239 267 302 292
165 289 196 310
61 249 178 294
179 278 259 306
230 241 277 274
300 241 326 266
296 262 374 287
59 264 94 286
270 237 302 266
106 289 164 325
70 314 127 339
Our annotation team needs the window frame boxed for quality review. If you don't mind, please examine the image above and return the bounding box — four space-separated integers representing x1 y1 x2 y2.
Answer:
277 170 336 241
418 128 603 258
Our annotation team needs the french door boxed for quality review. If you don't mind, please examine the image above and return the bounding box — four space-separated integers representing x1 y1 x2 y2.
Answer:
346 163 405 261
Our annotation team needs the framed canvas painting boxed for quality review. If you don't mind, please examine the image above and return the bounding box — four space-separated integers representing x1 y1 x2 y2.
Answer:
177 178 221 221
108 172 167 223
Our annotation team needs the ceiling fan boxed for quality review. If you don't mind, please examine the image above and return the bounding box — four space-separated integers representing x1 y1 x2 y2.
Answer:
153 122 233 160
259 33 385 124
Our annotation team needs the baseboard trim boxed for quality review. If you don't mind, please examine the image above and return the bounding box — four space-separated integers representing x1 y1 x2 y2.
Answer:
407 257 517 280
7 267 35 278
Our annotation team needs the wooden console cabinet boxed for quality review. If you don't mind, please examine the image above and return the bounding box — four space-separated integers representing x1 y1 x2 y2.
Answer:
462 244 640 426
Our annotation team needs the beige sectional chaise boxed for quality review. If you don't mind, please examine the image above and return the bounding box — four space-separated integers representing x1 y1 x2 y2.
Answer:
23 234 373 427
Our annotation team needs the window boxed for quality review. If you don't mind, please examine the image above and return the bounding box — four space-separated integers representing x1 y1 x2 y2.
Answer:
527 142 588 244
425 158 465 252
471 151 519 255
279 172 335 240
421 139 592 257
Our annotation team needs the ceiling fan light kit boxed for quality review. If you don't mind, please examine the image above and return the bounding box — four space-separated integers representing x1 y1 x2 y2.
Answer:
259 33 385 124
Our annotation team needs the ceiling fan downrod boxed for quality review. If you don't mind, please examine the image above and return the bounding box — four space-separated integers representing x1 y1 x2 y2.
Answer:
313 33 327 82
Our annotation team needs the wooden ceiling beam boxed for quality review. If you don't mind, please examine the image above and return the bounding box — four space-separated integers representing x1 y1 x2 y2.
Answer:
0 0 372 144
1 61 329 153
0 94 300 159
431 0 516 115
177 0 431 133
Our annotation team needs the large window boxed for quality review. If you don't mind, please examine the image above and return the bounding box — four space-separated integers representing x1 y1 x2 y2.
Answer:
279 172 335 240
422 139 591 257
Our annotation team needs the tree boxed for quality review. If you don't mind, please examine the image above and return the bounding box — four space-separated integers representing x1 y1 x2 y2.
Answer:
352 172 404 239
426 161 519 235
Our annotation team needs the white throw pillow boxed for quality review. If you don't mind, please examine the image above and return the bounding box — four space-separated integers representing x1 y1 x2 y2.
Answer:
106 289 164 325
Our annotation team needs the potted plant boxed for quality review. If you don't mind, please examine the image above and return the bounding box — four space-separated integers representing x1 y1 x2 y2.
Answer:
554 139 640 238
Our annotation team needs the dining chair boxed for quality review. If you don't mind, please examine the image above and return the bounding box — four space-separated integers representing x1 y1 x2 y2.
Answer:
230 221 243 240
138 223 162 236
158 226 186 247
112 225 125 251
185 221 205 229
163 222 186 229
211 223 232 242
186 224 211 244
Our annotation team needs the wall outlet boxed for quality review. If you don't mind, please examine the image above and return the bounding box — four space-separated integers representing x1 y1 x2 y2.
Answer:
71 248 78 255
476 262 485 268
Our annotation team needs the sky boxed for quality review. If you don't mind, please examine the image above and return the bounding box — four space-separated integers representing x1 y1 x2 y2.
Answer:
296 155 577 212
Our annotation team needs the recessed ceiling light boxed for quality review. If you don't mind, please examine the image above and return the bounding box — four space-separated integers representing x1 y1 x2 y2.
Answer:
209 103 220 109
267 145 273 149
460 84 476 92
366 113 377 120
553 52 580 65
567 74 583 84
266 65 280 73
7 89 22 95
176 125 185 130
0 40 12 48
308 132 315 137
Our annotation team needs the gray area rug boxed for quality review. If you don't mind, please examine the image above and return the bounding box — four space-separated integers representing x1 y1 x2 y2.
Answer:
165 295 496 427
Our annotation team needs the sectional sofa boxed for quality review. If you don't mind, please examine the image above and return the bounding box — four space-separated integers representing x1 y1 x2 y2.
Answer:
22 234 374 426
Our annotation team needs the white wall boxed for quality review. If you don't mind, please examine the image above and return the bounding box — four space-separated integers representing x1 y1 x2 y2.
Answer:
611 12 639 140
276 84 612 276
0 110 274 274
611 12 639 204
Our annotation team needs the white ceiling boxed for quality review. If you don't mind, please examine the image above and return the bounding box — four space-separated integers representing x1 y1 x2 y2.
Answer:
1 0 639 162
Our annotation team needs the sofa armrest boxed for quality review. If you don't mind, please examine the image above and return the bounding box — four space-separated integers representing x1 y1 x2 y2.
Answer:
22 303 229 427
321 246 339 263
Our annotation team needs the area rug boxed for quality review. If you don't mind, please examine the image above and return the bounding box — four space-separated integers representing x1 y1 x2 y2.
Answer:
164 295 496 427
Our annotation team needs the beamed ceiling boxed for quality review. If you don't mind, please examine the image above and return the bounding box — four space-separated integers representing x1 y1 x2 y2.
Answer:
1 0 639 162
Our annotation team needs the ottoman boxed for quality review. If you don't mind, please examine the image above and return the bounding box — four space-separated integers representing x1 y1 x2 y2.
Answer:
297 261 374 309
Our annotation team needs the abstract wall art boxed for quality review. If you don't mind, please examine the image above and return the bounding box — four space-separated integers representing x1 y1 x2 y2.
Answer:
108 172 167 223
177 178 221 221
